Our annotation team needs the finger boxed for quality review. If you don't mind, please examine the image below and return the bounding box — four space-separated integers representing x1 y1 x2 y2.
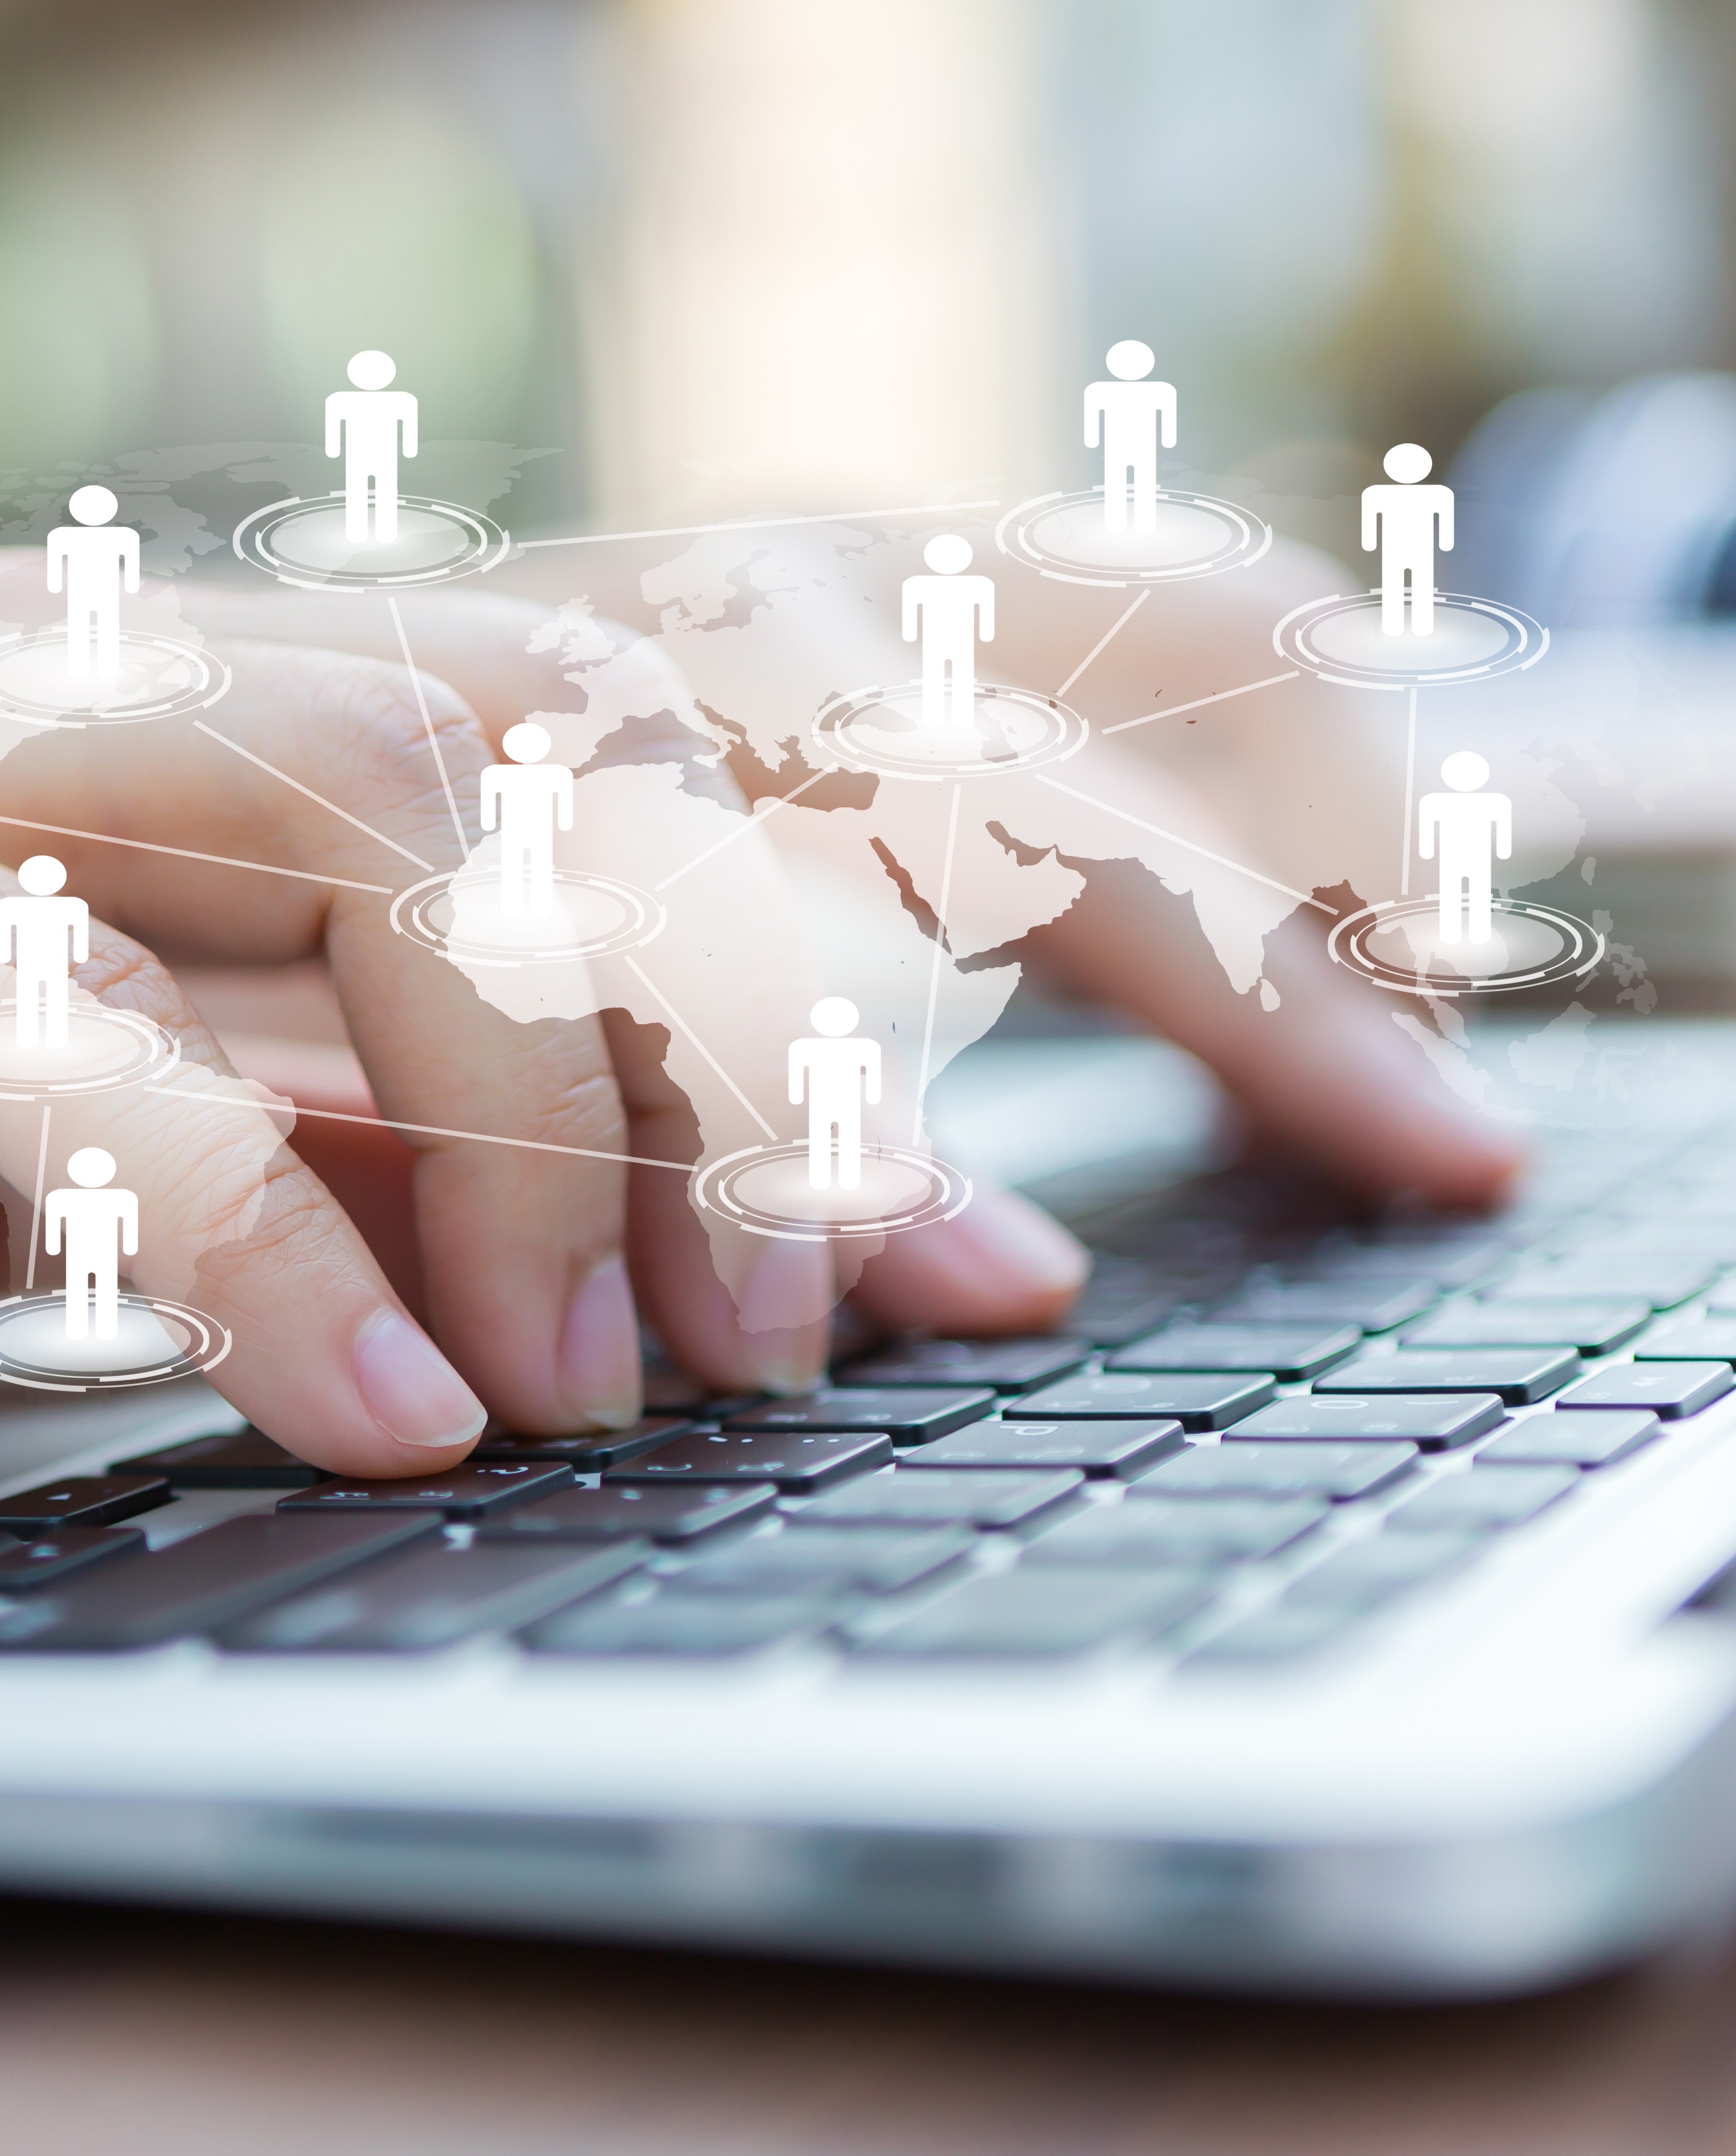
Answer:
0 639 648 1435
1027 854 1522 1209
0 892 485 1474
174 588 842 1393
850 1180 1089 1336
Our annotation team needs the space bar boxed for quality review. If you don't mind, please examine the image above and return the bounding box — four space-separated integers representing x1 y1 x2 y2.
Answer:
0 1512 441 1650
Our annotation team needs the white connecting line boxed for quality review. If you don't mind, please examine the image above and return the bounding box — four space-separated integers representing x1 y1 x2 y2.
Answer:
623 957 777 1140
518 499 1001 552
25 1105 51 1292
0 812 394 898
912 785 964 1144
1101 669 1299 736
1033 774 1336 915
386 595 468 859
1055 590 1150 700
142 1085 693 1173
1399 684 1418 899
655 771 829 894
194 721 436 873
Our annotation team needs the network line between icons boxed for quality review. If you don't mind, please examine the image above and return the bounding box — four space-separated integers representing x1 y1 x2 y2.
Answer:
0 813 396 898
5 336 1622 1339
516 499 1004 551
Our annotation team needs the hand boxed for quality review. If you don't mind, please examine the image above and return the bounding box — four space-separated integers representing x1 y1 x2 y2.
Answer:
0 546 1517 1480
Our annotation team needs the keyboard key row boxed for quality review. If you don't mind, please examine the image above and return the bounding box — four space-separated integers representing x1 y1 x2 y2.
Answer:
1313 1348 1580 1405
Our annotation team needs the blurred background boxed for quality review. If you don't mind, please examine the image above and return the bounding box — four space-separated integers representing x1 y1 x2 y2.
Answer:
2 0 1733 527
7 0 1736 996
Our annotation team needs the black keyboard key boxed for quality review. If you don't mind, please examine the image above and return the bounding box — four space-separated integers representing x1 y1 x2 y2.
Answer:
110 1427 329 1488
1496 1258 1716 1309
721 1388 994 1443
1555 1361 1734 1419
1635 1320 1736 1369
1061 1268 1188 1347
1388 1464 1578 1532
790 1468 1082 1531
1402 1299 1650 1356
1211 1281 1434 1331
1006 1372 1274 1432
1106 1323 1360 1382
666 1526 972 1596
1292 1246 1500 1291
898 1417 1184 1480
1027 1496 1325 1566
1227 1393 1502 1449
523 1592 828 1656
1286 1532 1481 1608
0 1526 145 1590
1185 1604 1361 1664
0 1475 171 1532
472 1417 694 1471
839 1339 1090 1392
1314 1348 1580 1406
278 1462 572 1518
0 1513 440 1650
476 1482 777 1545
222 1539 645 1651
1135 1441 1416 1501
1478 1410 1659 1467
853 1569 1214 1657
604 1430 890 1492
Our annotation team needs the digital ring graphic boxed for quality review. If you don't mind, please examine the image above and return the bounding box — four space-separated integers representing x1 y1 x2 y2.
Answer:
389 864 667 967
1274 591 1549 690
811 682 1088 782
692 1142 973 1243
1327 898 1606 997
0 1291 232 1393
0 1002 180 1100
996 485 1272 588
0 627 231 728
232 493 510 590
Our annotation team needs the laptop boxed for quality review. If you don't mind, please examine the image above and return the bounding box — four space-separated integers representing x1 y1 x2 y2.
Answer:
2 1017 1735 2001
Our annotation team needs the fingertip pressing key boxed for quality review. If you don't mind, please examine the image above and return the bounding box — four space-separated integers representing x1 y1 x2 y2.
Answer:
353 1307 488 1452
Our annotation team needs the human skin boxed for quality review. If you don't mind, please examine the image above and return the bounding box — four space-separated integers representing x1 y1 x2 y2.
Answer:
0 544 1519 1476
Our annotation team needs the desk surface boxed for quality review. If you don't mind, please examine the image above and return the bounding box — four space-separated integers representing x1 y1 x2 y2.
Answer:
5 1898 1734 2156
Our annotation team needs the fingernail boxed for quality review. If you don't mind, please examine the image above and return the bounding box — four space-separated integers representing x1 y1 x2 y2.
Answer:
557 1254 643 1430
354 1308 488 1450
935 1186 1090 1296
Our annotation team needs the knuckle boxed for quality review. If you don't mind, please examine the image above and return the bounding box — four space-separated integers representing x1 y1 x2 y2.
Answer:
299 651 489 830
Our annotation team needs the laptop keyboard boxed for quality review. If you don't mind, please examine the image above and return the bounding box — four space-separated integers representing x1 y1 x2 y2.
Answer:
2 1129 1735 1667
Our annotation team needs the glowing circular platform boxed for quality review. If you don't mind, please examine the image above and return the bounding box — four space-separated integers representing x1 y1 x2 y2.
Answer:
996 486 1272 588
1327 898 1604 997
0 1291 231 1393
811 682 1087 783
693 1142 973 1244
0 1002 179 1100
390 864 666 968
0 628 231 729
1274 592 1548 690
232 493 509 590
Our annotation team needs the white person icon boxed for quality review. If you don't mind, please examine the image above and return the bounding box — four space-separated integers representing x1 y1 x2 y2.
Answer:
326 350 418 543
1361 443 1454 637
479 721 574 917
1418 752 1512 946
789 998 881 1192
902 535 994 729
0 856 88 1050
44 1147 138 1343
1084 339 1177 534
46 485 140 681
